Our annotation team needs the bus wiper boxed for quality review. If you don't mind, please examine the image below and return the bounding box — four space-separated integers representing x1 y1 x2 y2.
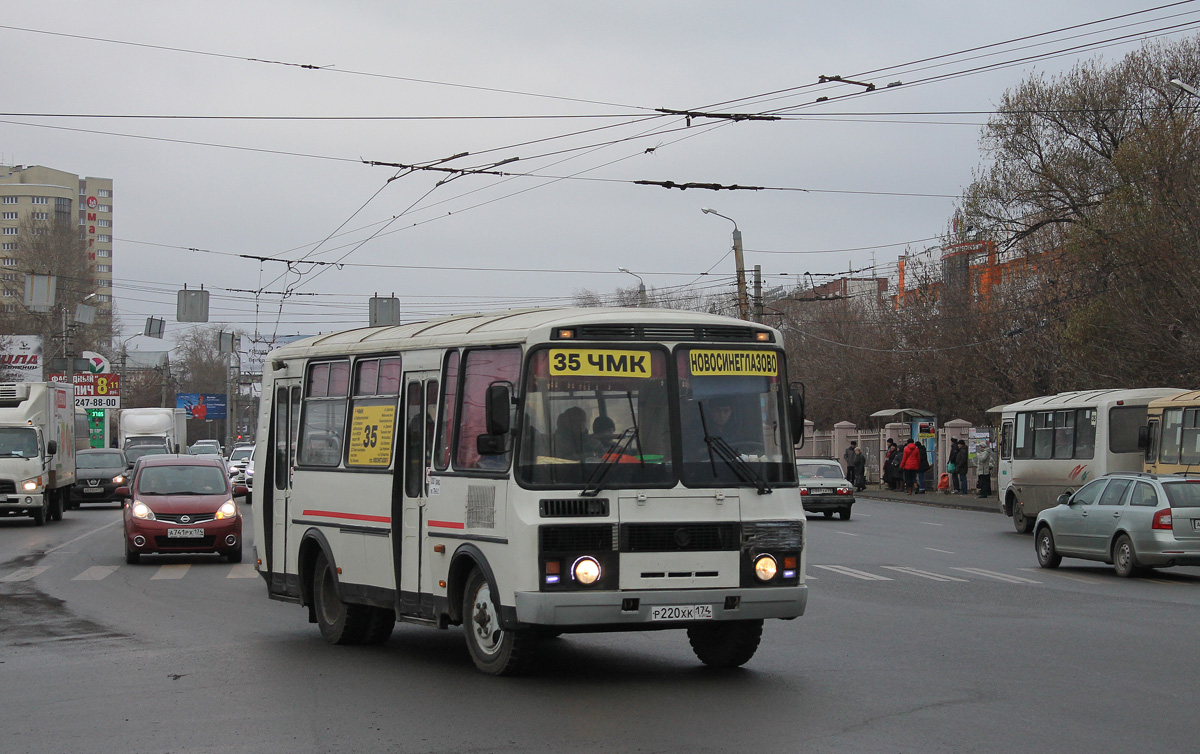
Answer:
704 433 772 495
580 427 637 498
697 403 771 495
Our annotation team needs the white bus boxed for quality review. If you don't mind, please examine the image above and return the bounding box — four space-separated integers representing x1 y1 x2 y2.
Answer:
997 388 1184 533
252 307 808 675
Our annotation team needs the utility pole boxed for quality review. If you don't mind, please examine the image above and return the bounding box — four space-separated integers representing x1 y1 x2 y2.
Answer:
701 208 750 320
753 265 763 323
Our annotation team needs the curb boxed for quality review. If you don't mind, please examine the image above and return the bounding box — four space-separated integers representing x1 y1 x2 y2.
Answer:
856 488 1002 514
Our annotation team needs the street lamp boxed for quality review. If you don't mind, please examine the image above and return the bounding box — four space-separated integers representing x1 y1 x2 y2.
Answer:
701 207 750 320
1170 78 1200 98
617 267 648 307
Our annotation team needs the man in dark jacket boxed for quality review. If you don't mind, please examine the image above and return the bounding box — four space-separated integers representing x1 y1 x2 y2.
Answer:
952 439 970 494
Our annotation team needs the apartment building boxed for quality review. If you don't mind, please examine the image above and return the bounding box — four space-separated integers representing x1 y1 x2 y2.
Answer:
0 164 113 318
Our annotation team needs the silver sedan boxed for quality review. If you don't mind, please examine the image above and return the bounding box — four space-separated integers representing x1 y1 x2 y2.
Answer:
1034 473 1200 577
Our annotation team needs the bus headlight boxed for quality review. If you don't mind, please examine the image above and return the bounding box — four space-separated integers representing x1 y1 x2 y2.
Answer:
753 554 778 582
131 501 156 520
572 556 602 585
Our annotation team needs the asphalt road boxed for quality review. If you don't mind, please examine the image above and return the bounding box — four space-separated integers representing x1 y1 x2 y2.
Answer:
2 498 1198 754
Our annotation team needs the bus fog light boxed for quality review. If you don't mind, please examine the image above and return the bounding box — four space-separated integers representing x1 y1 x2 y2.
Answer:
754 554 778 582
572 556 601 585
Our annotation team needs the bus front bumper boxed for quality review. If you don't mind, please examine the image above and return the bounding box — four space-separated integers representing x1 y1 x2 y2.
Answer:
514 584 808 627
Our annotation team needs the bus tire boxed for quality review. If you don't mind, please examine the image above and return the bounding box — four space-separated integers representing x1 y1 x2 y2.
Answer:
462 567 532 676
361 607 396 645
687 619 764 668
1011 502 1033 533
312 551 369 645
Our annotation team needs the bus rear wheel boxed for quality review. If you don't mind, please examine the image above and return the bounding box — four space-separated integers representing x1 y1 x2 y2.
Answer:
687 619 764 668
312 551 369 645
462 568 532 676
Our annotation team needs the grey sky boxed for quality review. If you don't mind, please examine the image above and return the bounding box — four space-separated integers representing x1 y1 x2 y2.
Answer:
3 1 1192 357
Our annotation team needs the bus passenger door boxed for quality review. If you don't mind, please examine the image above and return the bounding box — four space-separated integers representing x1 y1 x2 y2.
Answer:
267 380 301 592
396 372 438 617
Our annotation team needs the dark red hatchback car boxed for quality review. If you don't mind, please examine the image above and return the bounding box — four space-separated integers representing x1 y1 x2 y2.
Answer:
118 455 248 564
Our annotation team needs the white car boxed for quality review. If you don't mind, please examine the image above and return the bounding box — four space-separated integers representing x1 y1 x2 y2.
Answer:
227 445 255 484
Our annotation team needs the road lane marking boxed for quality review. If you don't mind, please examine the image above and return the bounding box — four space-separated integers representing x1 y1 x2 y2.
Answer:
952 567 1040 584
920 522 944 526
812 565 892 581
227 564 258 579
72 566 119 581
151 564 190 580
882 566 969 582
836 531 859 536
926 548 956 554
44 517 124 555
1 565 50 582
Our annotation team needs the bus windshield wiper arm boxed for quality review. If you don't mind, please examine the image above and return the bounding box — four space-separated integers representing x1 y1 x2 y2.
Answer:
704 433 772 495
580 427 637 498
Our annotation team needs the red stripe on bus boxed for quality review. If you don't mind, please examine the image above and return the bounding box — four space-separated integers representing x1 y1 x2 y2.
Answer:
427 520 466 529
302 510 391 524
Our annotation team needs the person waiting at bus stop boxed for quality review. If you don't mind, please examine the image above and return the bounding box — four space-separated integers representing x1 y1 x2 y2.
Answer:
900 439 921 494
974 442 994 498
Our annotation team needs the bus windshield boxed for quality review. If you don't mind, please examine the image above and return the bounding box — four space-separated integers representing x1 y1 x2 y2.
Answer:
517 347 673 488
676 348 795 487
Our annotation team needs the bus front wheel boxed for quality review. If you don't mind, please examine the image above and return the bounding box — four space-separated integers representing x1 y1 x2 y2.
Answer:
1011 501 1033 534
688 619 764 668
462 568 532 676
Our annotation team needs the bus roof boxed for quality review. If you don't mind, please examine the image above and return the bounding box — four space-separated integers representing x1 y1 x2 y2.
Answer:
1147 389 1200 408
998 388 1187 413
265 307 780 362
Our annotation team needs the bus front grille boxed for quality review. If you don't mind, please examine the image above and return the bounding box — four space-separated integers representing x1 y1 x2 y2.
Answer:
539 498 610 518
620 523 740 552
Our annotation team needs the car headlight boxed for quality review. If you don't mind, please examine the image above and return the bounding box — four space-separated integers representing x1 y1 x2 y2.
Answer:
21 477 42 492
131 501 156 520
112 475 125 484
215 500 238 520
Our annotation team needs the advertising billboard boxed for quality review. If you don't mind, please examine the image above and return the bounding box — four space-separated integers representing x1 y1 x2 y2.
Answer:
176 393 227 420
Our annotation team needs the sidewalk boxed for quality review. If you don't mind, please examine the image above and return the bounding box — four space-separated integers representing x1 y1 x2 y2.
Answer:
855 483 1001 514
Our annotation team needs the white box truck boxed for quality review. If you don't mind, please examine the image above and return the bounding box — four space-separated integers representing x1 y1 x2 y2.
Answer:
0 382 77 525
118 407 187 453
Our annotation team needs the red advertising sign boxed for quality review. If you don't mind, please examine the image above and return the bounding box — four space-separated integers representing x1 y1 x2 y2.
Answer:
47 373 121 408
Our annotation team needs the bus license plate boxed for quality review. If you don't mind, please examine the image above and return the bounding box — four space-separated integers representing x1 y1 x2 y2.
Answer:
650 605 713 621
167 528 205 538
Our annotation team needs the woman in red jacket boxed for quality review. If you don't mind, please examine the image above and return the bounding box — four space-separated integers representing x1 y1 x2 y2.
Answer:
900 439 921 494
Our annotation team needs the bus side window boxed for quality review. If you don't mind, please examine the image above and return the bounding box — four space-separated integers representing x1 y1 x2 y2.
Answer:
1073 408 1096 459
454 347 521 470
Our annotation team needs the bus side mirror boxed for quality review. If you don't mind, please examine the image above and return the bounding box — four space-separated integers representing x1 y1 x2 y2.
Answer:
788 382 806 447
46 440 58 456
485 382 512 436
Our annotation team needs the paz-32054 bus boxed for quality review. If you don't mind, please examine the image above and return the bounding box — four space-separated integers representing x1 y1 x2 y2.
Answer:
252 307 808 674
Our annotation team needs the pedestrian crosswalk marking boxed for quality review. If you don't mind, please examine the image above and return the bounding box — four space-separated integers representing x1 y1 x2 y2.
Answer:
72 566 119 581
813 564 893 581
151 564 190 580
1 565 50 582
882 566 968 582
227 564 258 579
952 567 1040 584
